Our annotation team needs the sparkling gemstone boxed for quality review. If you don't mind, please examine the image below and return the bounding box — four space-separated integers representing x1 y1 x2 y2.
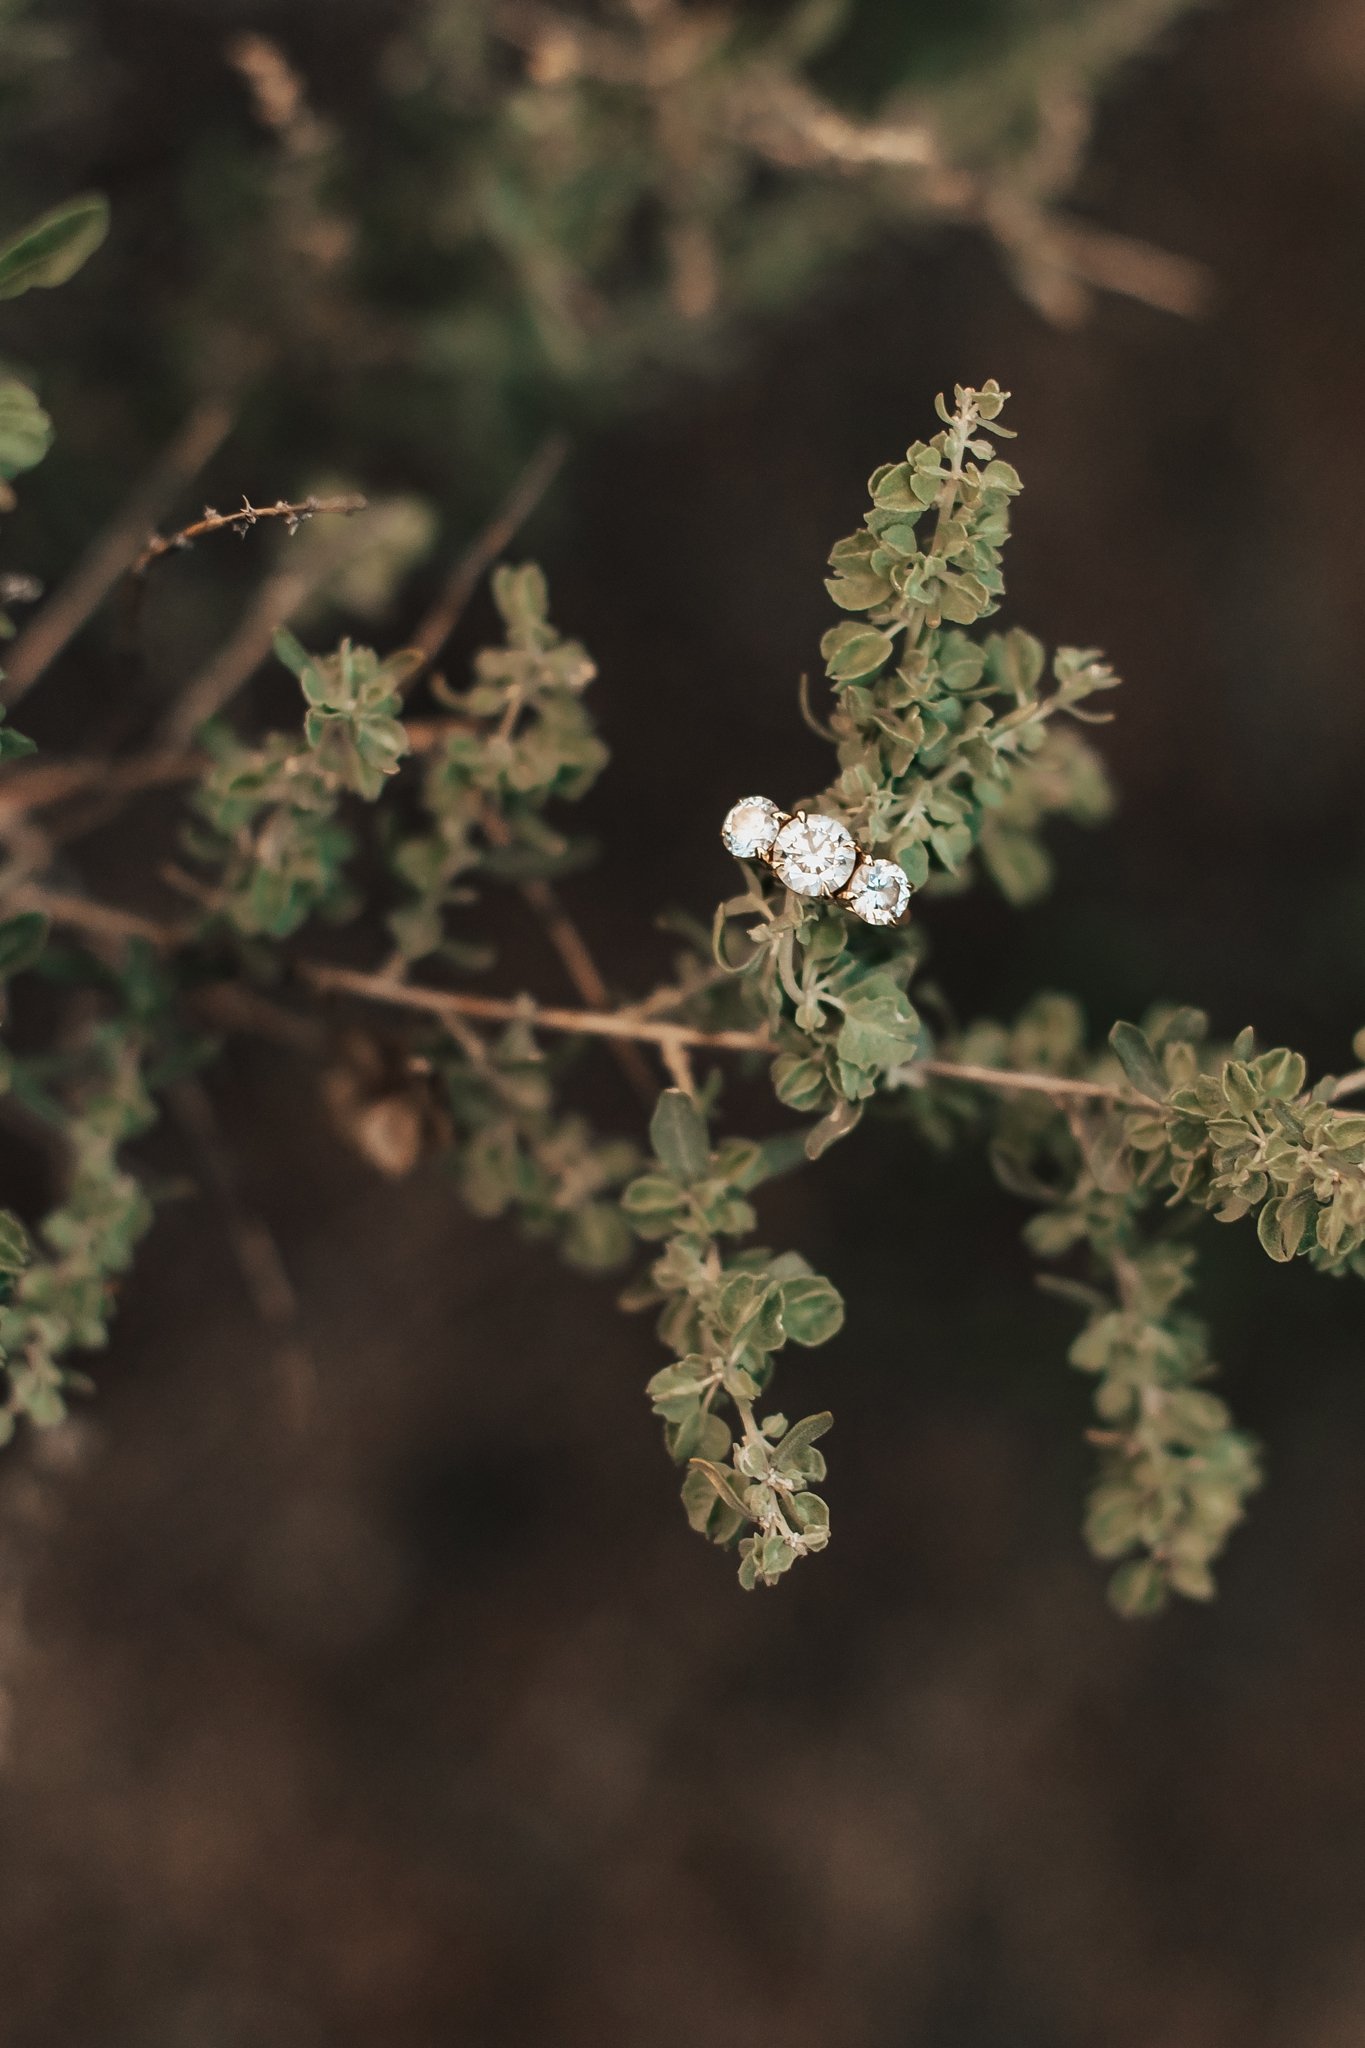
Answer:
771 812 858 896
721 795 784 861
843 856 912 926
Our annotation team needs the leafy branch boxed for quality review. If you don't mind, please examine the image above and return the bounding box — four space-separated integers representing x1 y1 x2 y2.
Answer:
4 349 1364 1618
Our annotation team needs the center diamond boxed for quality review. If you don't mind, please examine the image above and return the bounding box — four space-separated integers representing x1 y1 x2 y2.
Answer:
771 812 857 896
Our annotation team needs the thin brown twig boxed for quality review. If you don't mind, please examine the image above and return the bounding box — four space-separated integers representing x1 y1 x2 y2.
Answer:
521 875 656 1102
0 750 200 818
1046 218 1212 320
660 1037 697 1096
154 449 556 749
6 884 191 951
915 1057 1122 1103
2 883 1172 1108
129 492 367 580
297 960 1139 1103
411 433 569 672
300 959 773 1054
2 399 235 706
475 799 656 1099
0 718 457 827
629 963 731 1019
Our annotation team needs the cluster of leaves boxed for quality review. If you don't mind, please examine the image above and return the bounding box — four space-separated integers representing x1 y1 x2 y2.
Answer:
675 386 1365 1606
388 563 605 965
272 576 633 1270
817 382 1119 891
905 993 1365 1611
0 193 107 631
190 634 415 938
0 1023 157 1443
928 997 1262 1612
8 306 1365 1622
439 1017 637 1274
0 195 163 1443
388 0 1186 409
1116 1020 1365 1272
1068 1236 1259 1617
712 384 1118 1156
623 1089 842 1588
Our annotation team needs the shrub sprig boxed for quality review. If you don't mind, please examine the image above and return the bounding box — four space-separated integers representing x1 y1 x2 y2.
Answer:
7 350 1365 1617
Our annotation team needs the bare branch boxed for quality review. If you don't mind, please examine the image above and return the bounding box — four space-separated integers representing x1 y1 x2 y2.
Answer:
914 1057 1124 1103
129 492 366 580
9 884 1140 1105
299 959 773 1056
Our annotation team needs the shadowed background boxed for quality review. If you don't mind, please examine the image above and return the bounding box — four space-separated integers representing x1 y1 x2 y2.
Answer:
3 0 1365 2042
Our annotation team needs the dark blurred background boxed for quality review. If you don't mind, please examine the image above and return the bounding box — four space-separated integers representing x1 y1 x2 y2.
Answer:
5 0 1365 2042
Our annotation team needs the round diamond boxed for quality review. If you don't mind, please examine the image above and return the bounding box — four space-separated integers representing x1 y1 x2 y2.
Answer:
721 795 784 861
770 812 858 897
843 856 912 926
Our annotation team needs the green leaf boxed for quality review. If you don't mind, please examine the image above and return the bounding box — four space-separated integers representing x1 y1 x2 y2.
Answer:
777 1274 844 1347
1109 1020 1166 1101
680 1465 745 1543
0 1210 30 1275
0 719 37 760
1154 1006 1208 1050
980 826 1051 906
1254 1047 1306 1100
272 627 316 685
649 1088 709 1183
687 1457 753 1522
821 622 895 682
0 194 109 299
836 986 920 1090
0 379 53 481
492 562 550 638
1256 1196 1294 1263
1108 1557 1168 1618
620 1172 686 1237
562 1201 632 1272
788 1491 830 1542
870 461 919 511
0 912 48 980
773 1410 833 1470
804 1096 862 1159
772 1052 829 1114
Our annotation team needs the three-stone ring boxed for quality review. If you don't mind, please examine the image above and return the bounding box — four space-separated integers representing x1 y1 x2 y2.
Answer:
721 795 912 927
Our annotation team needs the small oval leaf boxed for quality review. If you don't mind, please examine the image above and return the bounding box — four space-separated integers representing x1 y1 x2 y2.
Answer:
0 194 109 300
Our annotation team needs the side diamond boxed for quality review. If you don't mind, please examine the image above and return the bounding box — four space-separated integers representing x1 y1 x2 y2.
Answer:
771 812 858 897
721 795 784 861
843 857 912 926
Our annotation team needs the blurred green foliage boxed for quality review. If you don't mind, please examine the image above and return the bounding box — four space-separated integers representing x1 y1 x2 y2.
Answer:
0 0 1200 520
